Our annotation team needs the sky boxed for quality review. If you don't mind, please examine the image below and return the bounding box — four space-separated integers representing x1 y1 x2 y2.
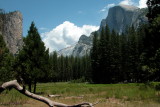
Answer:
0 0 147 52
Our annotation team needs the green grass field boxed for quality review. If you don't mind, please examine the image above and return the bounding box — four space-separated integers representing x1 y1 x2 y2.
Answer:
0 82 160 107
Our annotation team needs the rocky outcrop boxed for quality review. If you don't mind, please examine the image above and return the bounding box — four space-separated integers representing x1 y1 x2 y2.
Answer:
58 45 75 57
58 5 148 57
72 35 92 57
100 4 148 34
58 35 93 57
0 10 23 54
78 35 92 45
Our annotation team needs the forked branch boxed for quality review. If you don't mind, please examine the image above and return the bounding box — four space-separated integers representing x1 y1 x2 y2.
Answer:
0 80 93 107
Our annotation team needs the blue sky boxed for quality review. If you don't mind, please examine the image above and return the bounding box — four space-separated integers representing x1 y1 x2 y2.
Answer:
0 0 147 51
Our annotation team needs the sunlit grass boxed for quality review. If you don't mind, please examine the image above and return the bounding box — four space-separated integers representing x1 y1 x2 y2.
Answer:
0 82 160 106
0 89 28 105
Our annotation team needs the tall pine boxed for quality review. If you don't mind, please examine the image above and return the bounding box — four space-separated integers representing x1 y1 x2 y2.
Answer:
91 31 99 83
14 22 49 93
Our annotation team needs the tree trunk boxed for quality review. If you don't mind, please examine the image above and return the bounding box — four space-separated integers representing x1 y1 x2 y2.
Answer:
33 80 36 94
0 80 94 107
28 82 32 92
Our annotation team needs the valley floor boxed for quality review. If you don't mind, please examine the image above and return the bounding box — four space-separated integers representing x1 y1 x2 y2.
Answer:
0 82 160 107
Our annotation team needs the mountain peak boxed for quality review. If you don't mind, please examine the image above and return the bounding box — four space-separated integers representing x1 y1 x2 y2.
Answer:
78 35 92 45
58 5 148 57
117 4 139 11
58 45 75 57
100 4 147 34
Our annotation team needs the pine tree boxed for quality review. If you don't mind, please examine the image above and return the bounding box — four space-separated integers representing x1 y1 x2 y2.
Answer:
142 0 160 82
110 30 121 83
83 55 92 81
14 22 49 93
0 34 14 82
154 48 160 81
90 31 99 83
101 25 111 83
144 0 160 56
147 0 160 23
49 51 58 81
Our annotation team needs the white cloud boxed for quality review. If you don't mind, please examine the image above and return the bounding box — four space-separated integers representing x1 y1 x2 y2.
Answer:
107 4 116 8
100 3 115 12
119 0 134 5
41 21 99 52
119 0 147 8
100 8 106 12
138 0 147 8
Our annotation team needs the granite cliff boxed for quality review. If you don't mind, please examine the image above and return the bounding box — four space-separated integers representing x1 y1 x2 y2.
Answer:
59 5 148 57
58 35 93 57
0 10 23 55
100 4 148 34
72 35 92 57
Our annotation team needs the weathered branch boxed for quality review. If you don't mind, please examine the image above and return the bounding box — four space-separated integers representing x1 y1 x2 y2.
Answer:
48 94 61 98
0 80 93 107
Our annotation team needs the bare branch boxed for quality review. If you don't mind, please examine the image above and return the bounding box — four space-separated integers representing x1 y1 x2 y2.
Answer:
48 94 61 98
0 80 93 107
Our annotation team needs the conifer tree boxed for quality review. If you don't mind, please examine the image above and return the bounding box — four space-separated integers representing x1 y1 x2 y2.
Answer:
110 30 121 83
142 0 160 82
0 34 14 82
90 31 99 83
49 51 58 81
147 0 160 23
14 22 49 93
119 33 128 81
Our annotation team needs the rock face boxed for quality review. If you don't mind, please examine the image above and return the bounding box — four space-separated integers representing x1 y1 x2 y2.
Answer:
100 4 148 34
58 5 148 57
0 11 23 54
58 35 93 57
58 45 75 57
72 35 92 57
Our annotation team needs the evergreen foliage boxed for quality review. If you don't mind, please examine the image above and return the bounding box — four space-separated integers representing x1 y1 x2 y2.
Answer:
90 24 149 83
1 0 160 85
89 0 160 84
0 34 14 82
142 0 160 81
14 22 49 93
90 31 99 83
147 0 160 23
49 53 92 82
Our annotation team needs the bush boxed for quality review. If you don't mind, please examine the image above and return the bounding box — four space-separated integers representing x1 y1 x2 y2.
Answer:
70 77 87 83
155 84 160 90
139 82 154 90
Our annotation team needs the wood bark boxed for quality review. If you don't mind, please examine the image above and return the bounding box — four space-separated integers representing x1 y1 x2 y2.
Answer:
0 80 93 107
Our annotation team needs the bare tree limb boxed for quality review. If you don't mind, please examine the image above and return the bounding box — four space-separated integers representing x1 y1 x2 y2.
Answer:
48 94 61 98
0 80 93 107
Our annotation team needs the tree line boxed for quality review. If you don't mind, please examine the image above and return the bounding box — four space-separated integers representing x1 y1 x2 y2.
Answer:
0 0 160 93
48 52 92 82
91 25 147 83
0 22 92 93
90 0 160 83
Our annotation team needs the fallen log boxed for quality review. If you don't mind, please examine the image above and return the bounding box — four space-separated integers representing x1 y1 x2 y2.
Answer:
0 80 93 107
48 94 61 98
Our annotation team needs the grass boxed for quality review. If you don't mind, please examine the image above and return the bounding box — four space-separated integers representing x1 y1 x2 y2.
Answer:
0 82 160 107
0 89 28 105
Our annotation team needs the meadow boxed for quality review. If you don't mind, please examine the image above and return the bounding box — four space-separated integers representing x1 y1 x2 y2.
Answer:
0 82 160 107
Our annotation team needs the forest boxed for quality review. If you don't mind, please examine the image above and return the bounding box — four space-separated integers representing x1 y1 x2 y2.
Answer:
0 0 160 95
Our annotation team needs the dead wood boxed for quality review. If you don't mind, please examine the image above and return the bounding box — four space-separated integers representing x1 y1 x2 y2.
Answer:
0 80 93 107
48 94 61 98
